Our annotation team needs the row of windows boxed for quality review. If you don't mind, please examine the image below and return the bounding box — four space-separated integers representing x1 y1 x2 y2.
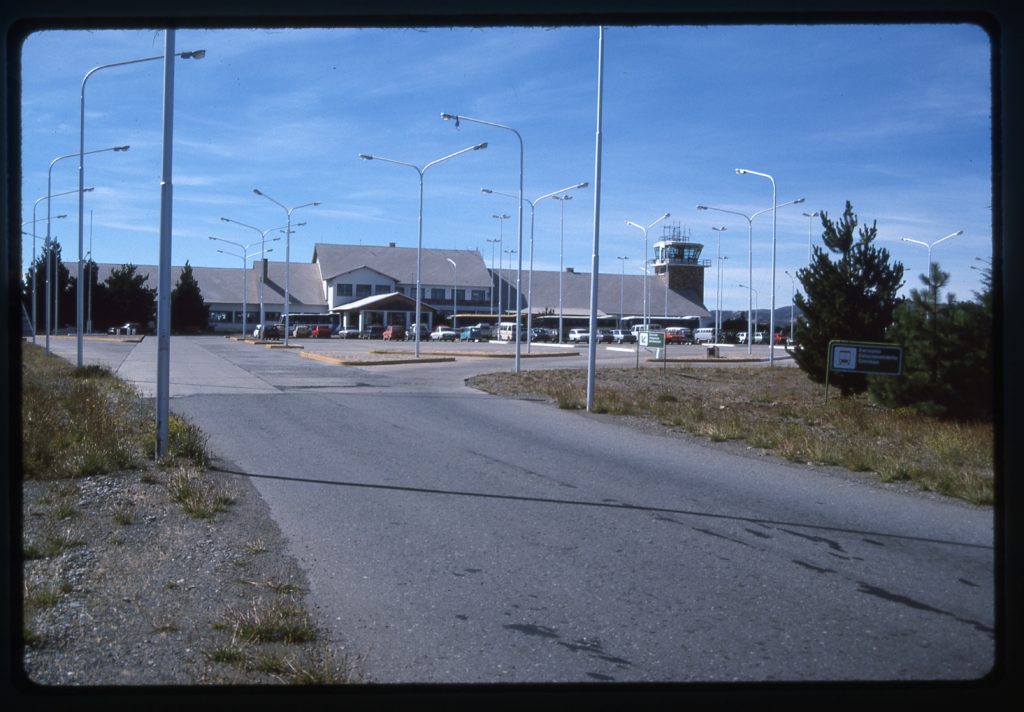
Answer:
334 284 487 302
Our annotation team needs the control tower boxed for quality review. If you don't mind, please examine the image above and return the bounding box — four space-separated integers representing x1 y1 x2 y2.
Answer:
651 223 709 303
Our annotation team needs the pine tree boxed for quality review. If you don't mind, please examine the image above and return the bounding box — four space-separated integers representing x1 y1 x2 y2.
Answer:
793 201 905 394
870 262 993 420
100 264 157 331
171 261 209 333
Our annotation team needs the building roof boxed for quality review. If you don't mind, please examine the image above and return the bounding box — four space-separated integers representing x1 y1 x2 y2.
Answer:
312 243 492 288
507 268 710 320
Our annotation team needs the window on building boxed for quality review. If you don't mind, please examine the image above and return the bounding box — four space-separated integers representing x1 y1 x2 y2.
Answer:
336 283 353 297
430 288 445 301
356 284 372 298
471 289 486 302
375 284 390 295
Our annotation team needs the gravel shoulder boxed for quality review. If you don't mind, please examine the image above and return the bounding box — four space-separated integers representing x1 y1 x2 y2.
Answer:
19 458 362 689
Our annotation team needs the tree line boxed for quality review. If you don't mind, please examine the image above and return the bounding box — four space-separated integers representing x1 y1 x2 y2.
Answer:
21 242 210 335
793 201 993 422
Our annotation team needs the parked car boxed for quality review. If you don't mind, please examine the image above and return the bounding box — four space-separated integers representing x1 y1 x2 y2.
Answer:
737 331 766 344
665 326 692 344
610 329 636 344
291 323 311 338
383 325 406 341
460 326 484 342
630 323 663 338
529 327 553 342
310 324 333 339
693 327 716 343
472 323 494 340
430 325 458 341
253 323 281 340
360 325 385 339
406 323 431 341
568 328 590 343
334 325 360 339
596 328 615 343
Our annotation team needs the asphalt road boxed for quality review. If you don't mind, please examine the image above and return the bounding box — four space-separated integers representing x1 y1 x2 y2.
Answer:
37 335 995 684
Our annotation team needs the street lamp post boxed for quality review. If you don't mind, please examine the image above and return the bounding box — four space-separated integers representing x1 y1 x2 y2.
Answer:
616 255 629 327
552 195 574 342
625 213 671 330
49 146 127 352
253 190 321 347
441 112 526 372
77 47 204 368
491 213 510 327
446 257 458 328
504 249 517 317
486 236 500 320
24 201 74 345
481 181 588 351
739 283 759 342
220 217 294 334
210 235 279 336
784 270 796 346
736 168 779 365
697 196 804 355
901 230 965 315
359 142 486 357
710 225 727 342
802 211 820 265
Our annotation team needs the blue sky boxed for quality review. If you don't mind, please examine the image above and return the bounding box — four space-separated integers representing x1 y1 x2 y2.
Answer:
18 22 992 312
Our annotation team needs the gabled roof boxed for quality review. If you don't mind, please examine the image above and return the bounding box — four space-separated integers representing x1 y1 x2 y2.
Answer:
313 243 492 287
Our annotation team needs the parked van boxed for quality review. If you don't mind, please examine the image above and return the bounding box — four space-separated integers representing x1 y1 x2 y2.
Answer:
630 323 663 337
694 327 716 343
497 322 526 341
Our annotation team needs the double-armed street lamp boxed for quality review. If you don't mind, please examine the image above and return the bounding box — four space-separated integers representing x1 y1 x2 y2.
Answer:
552 195 575 342
625 213 671 331
481 181 589 351
359 142 487 357
736 168 782 365
253 190 320 347
49 146 127 353
209 235 280 336
441 112 527 371
697 195 805 355
710 225 727 342
491 214 511 326
485 236 501 319
77 47 205 368
220 217 297 333
901 230 964 315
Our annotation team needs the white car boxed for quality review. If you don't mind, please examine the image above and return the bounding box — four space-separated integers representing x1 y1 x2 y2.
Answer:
430 325 458 341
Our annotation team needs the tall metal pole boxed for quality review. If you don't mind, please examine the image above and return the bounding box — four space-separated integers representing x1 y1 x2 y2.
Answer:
155 31 176 459
586 26 605 412
447 258 458 328
441 112 524 372
617 256 629 326
737 169 777 364
554 195 572 342
711 226 726 342
803 211 820 265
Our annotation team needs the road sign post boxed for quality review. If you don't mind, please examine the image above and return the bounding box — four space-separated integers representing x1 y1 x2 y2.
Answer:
825 340 904 403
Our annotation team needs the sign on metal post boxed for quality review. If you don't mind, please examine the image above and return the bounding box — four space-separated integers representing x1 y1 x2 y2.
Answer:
825 340 903 403
639 330 665 349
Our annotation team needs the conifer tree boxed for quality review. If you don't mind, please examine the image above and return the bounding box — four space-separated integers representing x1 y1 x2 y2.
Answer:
171 261 209 333
793 201 905 394
100 264 157 331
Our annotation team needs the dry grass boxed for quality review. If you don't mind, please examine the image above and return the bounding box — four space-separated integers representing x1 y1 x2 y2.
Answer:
468 366 994 505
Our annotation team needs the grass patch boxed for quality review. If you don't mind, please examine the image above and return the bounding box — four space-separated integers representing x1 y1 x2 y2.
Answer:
467 366 994 505
166 466 234 519
21 344 211 480
23 528 85 560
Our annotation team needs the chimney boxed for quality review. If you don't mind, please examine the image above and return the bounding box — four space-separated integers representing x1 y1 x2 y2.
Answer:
388 242 396 248
565 267 575 273
262 258 268 280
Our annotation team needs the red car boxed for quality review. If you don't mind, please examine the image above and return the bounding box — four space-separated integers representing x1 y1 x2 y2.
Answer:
310 325 333 339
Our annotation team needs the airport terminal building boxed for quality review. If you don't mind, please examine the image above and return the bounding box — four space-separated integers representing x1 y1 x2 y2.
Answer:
87 227 712 336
